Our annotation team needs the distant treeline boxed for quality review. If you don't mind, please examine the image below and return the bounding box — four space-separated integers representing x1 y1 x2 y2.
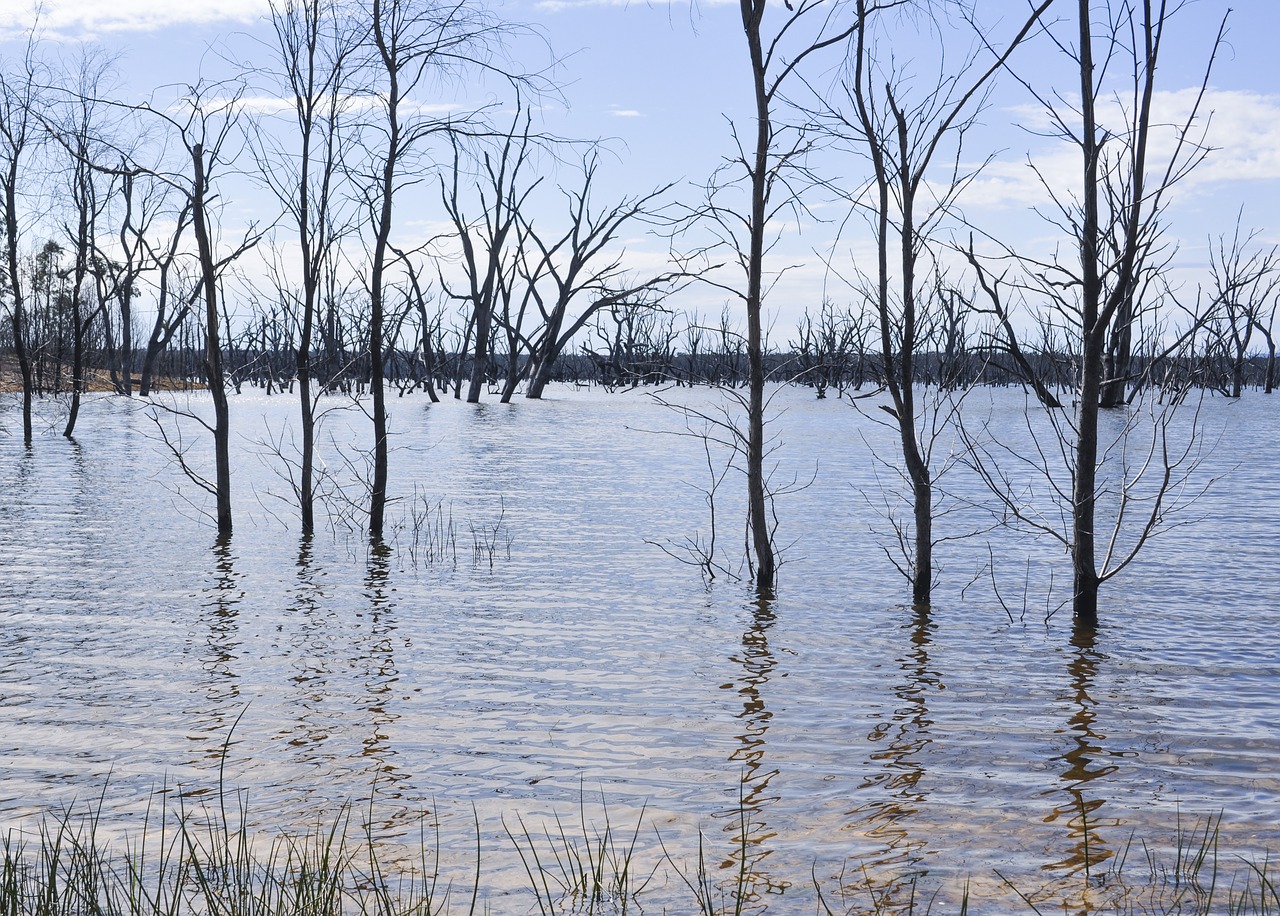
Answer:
3 300 1275 399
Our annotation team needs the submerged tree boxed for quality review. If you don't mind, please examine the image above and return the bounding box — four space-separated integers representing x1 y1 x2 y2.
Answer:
1204 221 1279 398
686 0 886 597
359 0 524 540
259 0 361 535
966 0 1225 627
822 0 1052 607
437 103 537 405
0 39 45 445
53 49 118 437
181 87 261 537
94 168 158 398
135 188 196 397
133 91 256 535
519 150 681 401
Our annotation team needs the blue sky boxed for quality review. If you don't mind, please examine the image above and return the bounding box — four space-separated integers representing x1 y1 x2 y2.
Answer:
0 0 1276 340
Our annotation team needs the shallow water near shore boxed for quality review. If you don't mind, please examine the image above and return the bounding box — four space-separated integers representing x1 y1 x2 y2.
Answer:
1 383 1277 912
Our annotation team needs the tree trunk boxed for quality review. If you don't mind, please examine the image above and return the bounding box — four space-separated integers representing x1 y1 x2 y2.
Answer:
298 348 316 534
1072 0 1101 627
911 471 932 608
526 367 550 399
63 306 85 439
465 299 491 403
525 335 559 400
119 293 135 396
1099 292 1133 407
367 156 393 542
369 277 388 542
1230 339 1247 397
192 144 233 538
741 0 776 598
1072 339 1104 628
139 339 160 396
5 168 33 445
499 350 521 402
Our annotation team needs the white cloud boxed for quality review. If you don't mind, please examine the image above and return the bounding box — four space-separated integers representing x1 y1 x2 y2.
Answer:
226 94 295 116
534 0 733 12
1175 89 1280 184
961 88 1280 215
610 108 642 118
0 0 268 39
535 0 628 12
235 92 463 120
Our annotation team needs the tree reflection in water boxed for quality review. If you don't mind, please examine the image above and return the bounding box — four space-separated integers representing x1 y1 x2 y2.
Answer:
280 533 337 765
1042 622 1120 881
721 595 784 897
357 542 413 826
187 535 244 763
844 607 941 902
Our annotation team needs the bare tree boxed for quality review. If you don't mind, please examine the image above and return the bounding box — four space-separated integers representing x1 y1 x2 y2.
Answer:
94 168 158 397
70 83 262 535
789 299 865 398
518 150 681 401
52 49 119 437
820 0 1052 606
966 0 1225 627
1255 300 1279 395
1204 221 1279 398
258 0 362 534
136 192 197 397
684 0 889 596
387 246 446 400
436 104 537 404
359 0 521 539
45 80 258 532
0 37 46 444
184 88 262 536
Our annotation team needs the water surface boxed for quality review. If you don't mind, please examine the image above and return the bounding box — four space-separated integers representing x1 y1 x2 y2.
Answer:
1 385 1276 912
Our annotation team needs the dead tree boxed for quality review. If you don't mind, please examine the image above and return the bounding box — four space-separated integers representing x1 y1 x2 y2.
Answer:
519 150 681 401
436 104 537 405
822 0 1052 607
69 83 262 536
258 0 362 534
0 38 45 444
1205 221 1279 398
966 0 1225 628
53 48 118 437
681 0 889 596
359 0 523 538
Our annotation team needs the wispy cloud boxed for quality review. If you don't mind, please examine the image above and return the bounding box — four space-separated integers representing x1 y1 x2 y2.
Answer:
963 88 1280 213
1177 88 1280 183
534 0 733 12
238 93 463 117
610 107 642 118
0 0 269 40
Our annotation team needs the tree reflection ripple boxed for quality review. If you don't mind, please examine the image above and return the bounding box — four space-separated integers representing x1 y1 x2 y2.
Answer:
843 607 942 903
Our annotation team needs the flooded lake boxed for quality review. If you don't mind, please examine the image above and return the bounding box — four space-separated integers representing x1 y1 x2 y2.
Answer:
1 384 1277 912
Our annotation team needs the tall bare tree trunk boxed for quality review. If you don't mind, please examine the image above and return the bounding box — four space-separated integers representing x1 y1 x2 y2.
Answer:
63 179 91 439
741 0 776 598
465 302 491 403
1100 291 1133 407
4 165 32 445
1072 0 1103 627
192 143 233 537
366 0 401 542
1265 337 1276 393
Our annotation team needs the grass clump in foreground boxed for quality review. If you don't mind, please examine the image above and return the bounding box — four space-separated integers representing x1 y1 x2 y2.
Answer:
1 789 1278 915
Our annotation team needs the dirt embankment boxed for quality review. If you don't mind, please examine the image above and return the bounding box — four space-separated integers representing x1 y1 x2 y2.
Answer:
0 358 200 394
